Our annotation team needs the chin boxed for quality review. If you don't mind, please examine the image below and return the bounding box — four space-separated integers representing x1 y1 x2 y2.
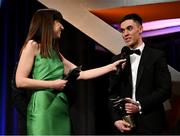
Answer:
127 41 136 47
126 42 132 47
56 34 61 38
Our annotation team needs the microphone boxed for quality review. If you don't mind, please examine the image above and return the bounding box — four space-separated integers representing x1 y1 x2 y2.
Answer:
116 46 131 75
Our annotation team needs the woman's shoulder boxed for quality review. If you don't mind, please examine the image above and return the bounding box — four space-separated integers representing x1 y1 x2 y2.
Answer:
25 40 40 55
26 40 39 47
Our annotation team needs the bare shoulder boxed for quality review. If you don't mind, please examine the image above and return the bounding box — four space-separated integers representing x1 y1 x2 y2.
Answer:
24 40 40 55
26 40 39 49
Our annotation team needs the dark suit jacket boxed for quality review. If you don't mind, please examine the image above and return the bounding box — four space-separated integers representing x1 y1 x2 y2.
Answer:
108 45 172 134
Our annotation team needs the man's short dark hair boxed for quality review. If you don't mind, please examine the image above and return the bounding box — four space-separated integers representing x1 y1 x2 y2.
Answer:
120 13 143 25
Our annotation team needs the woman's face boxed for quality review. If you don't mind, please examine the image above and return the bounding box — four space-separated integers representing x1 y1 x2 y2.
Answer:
53 20 64 38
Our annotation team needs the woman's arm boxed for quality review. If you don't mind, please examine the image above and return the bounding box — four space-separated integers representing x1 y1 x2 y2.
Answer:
61 54 126 80
15 40 67 90
78 60 125 80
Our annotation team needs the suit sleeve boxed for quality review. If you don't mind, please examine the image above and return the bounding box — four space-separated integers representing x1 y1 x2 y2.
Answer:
139 51 172 113
108 56 123 122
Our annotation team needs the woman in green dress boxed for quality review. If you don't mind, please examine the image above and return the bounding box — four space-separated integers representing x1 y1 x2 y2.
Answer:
15 9 125 135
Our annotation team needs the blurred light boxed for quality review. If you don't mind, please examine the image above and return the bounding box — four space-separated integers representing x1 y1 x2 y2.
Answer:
142 25 180 38
143 18 180 31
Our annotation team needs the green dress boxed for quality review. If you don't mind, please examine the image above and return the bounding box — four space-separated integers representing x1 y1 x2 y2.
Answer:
27 50 71 135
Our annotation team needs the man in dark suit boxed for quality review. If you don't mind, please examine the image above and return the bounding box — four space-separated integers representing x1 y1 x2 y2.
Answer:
108 13 171 134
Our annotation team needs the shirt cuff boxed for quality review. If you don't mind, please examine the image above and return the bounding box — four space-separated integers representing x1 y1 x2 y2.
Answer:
136 101 142 114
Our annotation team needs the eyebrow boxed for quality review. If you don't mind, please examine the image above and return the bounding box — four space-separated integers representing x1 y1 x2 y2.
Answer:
119 25 133 32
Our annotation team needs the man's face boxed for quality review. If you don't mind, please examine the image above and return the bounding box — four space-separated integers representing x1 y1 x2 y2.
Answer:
120 19 143 48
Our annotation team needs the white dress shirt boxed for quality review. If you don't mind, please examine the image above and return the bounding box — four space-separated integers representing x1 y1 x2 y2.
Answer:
130 43 145 101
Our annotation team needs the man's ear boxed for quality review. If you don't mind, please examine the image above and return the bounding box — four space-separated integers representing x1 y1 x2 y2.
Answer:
139 25 143 34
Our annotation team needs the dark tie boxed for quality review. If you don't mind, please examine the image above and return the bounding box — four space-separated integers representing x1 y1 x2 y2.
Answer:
130 49 141 55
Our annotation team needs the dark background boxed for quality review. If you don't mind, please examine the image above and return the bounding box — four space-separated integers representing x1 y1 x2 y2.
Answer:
1 0 180 135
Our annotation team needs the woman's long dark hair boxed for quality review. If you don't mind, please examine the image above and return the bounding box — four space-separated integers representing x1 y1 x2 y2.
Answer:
20 9 63 58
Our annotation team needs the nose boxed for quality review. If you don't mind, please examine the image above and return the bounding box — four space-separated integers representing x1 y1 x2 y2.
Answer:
123 29 129 36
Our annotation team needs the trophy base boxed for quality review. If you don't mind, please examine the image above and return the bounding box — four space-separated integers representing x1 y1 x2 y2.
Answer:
123 115 135 128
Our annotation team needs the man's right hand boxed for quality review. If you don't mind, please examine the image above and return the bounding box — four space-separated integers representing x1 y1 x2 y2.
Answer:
114 120 131 132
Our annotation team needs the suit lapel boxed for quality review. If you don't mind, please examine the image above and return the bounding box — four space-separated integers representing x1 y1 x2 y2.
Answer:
126 56 133 87
136 46 150 88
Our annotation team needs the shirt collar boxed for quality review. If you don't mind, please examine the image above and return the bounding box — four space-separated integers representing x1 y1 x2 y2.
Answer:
138 42 145 53
130 42 145 53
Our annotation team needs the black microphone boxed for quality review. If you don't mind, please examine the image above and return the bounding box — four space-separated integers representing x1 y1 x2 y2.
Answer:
116 46 131 75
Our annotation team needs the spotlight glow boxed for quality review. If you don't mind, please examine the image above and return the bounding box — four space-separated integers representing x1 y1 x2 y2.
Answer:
143 18 180 31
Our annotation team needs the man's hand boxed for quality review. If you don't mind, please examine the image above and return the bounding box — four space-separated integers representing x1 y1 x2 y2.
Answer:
114 120 131 132
125 98 140 114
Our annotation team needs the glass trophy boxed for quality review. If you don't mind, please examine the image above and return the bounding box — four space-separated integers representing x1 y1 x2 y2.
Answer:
110 97 136 128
